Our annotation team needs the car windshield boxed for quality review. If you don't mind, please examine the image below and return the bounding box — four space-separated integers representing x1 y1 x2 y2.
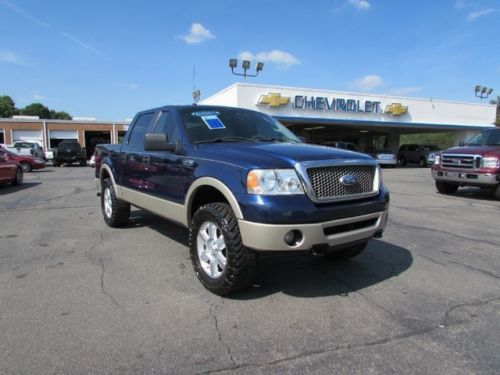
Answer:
59 142 80 149
13 142 34 148
466 129 500 146
179 107 301 144
376 149 394 154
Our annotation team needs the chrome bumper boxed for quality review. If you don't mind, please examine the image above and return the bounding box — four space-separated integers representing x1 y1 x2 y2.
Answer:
238 211 388 251
432 170 499 185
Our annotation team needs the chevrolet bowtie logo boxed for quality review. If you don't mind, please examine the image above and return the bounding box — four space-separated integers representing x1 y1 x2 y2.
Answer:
257 93 290 108
384 103 408 116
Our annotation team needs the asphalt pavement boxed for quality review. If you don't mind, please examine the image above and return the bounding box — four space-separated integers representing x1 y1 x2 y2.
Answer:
0 166 499 374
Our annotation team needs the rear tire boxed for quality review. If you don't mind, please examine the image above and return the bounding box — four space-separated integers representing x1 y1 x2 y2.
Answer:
101 178 130 227
189 203 257 296
418 158 427 168
398 156 406 166
325 242 368 261
436 181 459 195
11 167 23 186
80 160 87 166
20 161 32 172
53 161 59 167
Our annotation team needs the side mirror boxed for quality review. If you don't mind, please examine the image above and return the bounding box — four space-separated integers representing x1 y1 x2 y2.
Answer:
459 141 465 147
144 133 177 152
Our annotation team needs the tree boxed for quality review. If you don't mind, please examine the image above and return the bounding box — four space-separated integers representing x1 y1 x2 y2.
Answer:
20 103 51 119
489 96 499 105
49 110 72 120
0 95 17 118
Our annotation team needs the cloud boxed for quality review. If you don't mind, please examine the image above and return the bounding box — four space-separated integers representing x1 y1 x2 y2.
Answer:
178 23 215 44
466 8 495 21
0 51 25 65
238 50 300 67
0 0 104 57
388 86 422 96
352 75 384 92
348 0 371 10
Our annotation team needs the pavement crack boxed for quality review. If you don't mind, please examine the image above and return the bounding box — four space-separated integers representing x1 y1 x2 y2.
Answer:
389 220 500 248
209 302 237 370
441 296 500 327
417 253 499 280
99 258 122 308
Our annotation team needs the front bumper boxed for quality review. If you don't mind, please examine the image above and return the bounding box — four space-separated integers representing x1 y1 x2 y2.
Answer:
432 169 499 186
238 210 388 251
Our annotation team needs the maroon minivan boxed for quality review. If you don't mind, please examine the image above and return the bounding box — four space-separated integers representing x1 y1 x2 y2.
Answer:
0 147 23 186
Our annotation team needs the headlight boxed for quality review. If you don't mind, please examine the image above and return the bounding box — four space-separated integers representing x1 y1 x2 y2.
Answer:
481 157 499 168
374 165 383 189
247 169 304 195
434 154 441 165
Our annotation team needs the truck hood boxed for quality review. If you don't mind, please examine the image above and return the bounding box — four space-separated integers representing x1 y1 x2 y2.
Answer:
443 145 500 157
193 142 373 169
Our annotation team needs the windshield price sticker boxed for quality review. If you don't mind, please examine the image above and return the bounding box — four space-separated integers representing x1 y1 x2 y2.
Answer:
201 115 225 130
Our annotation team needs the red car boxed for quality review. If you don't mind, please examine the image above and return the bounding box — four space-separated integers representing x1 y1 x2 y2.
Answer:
0 147 23 186
2 148 45 172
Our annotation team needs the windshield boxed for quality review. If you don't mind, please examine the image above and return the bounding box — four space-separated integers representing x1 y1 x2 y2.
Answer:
179 107 301 144
466 129 500 146
422 145 440 151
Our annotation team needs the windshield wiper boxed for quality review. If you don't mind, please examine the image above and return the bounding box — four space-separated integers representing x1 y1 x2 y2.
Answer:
251 136 286 143
195 136 257 144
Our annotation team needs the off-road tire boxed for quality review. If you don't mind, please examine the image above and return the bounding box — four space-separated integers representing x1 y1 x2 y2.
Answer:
101 178 130 227
53 161 59 167
189 203 257 296
20 161 32 172
324 242 368 261
11 167 23 186
418 158 427 168
435 181 458 195
398 156 406 166
80 160 87 166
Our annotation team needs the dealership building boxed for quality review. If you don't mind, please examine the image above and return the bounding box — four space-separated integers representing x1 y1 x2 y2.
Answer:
0 82 497 155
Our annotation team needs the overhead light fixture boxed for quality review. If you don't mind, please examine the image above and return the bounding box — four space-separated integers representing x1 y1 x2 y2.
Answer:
229 59 237 68
475 85 493 100
228 58 264 78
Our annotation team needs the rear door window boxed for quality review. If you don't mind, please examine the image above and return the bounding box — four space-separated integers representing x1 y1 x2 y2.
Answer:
128 112 154 146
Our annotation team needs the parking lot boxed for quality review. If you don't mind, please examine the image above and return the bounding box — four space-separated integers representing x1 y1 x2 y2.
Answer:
0 166 499 374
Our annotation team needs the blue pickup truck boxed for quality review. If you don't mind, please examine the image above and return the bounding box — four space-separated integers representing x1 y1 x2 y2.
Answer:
95 105 389 295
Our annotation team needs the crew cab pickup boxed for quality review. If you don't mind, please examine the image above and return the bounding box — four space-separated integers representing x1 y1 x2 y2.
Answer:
95 105 390 295
432 127 500 199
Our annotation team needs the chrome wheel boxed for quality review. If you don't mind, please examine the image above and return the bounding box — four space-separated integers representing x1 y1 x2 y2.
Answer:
20 162 30 172
103 187 112 218
15 168 23 184
197 221 227 279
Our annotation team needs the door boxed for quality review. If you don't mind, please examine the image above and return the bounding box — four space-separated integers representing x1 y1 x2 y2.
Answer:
0 149 16 182
144 110 189 204
407 144 419 163
120 112 155 192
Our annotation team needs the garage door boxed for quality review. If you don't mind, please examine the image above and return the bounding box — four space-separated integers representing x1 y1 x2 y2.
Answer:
49 130 78 140
12 130 42 143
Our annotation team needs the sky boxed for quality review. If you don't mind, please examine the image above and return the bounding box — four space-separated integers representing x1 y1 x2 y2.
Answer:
0 0 499 121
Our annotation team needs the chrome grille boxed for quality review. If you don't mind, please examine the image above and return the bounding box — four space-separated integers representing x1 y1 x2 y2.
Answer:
306 165 375 200
441 154 479 170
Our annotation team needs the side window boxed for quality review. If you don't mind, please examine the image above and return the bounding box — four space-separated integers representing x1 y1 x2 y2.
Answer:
408 145 418 152
128 112 154 146
153 111 179 143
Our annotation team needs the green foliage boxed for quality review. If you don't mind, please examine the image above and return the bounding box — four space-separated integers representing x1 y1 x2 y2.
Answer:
400 132 455 150
0 94 73 119
20 102 51 119
0 95 17 118
49 110 72 120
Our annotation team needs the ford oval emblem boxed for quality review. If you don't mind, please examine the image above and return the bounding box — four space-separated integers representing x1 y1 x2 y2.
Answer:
339 175 358 186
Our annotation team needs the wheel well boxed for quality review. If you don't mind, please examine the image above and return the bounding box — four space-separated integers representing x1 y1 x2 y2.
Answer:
100 168 110 184
189 186 229 221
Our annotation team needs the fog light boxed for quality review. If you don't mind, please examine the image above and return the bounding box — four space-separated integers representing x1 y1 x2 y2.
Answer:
284 230 303 246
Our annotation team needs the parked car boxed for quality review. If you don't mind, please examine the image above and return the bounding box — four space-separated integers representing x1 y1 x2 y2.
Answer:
1 148 45 172
53 139 87 167
372 149 397 167
397 144 440 167
6 140 45 160
0 147 23 186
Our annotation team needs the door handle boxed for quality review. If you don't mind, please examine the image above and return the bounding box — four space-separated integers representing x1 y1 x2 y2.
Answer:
143 155 150 166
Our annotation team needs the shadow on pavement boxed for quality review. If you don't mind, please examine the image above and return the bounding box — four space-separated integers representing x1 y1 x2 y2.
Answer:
231 239 412 299
447 187 498 201
0 182 42 195
125 210 412 299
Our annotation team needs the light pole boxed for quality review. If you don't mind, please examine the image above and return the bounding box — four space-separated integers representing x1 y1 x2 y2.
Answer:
229 58 264 78
475 85 493 100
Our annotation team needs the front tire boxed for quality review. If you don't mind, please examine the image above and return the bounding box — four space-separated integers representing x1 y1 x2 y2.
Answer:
419 158 427 168
11 167 23 186
494 185 500 200
435 181 458 195
189 203 257 296
325 242 368 261
20 161 32 172
101 178 130 227
398 156 406 166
